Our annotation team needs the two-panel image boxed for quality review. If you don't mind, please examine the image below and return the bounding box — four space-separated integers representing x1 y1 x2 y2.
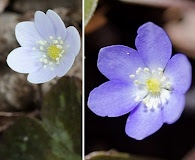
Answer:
0 0 194 159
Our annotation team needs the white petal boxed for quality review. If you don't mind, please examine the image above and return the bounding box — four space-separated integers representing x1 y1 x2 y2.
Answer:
34 11 55 39
15 22 43 47
64 26 80 56
7 47 42 73
46 9 66 40
57 49 76 77
27 67 57 84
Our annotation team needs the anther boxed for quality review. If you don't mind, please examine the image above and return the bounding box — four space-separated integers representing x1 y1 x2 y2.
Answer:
134 80 139 85
129 74 135 78
53 40 58 44
40 46 44 51
160 76 166 82
165 83 171 89
136 67 142 74
56 45 60 48
144 68 149 72
158 68 163 72
44 59 48 64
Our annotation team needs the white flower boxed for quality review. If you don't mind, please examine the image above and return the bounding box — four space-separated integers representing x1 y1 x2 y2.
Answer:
7 9 80 84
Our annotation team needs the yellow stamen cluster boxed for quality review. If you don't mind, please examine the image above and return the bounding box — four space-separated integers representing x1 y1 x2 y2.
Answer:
33 36 66 70
146 78 160 94
47 45 62 61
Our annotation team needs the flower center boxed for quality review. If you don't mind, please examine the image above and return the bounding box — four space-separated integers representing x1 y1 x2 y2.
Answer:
146 78 160 94
33 36 69 70
47 45 62 61
130 67 172 111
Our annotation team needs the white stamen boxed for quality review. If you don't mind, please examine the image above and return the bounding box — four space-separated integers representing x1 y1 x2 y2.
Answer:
136 67 142 74
40 46 44 51
160 76 166 82
130 74 135 78
158 68 163 72
53 40 58 44
134 80 139 85
60 40 63 44
130 67 172 111
44 59 48 64
144 68 149 72
56 44 60 48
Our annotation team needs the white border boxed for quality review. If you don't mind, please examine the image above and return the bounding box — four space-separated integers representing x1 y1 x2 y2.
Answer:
82 0 85 159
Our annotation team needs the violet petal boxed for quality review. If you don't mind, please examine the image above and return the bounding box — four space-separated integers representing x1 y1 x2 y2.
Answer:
88 80 139 117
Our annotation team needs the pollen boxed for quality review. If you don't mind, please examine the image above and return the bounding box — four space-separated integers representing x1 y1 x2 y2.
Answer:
146 78 161 94
47 45 61 60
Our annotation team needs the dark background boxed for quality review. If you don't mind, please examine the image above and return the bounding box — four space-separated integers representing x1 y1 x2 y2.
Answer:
85 0 195 159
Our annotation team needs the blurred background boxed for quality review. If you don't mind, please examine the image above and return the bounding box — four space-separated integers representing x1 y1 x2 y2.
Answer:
0 0 82 158
85 0 195 159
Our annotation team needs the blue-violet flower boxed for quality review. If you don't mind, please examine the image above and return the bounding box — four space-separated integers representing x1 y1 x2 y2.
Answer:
7 9 80 84
87 22 192 140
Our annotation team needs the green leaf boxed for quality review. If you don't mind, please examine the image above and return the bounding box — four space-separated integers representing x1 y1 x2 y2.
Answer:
85 151 164 160
0 117 60 160
41 77 82 155
0 77 81 160
84 0 98 26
